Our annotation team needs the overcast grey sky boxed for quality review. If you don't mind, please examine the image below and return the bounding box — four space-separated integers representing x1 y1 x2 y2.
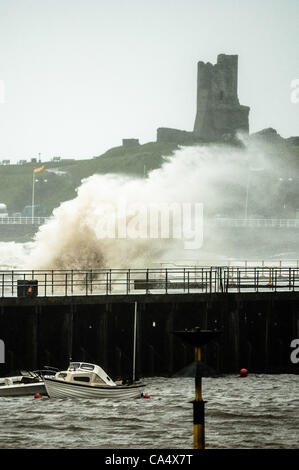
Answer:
0 0 298 162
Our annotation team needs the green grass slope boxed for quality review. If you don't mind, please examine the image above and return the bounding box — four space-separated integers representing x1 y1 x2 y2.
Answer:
1 139 298 217
0 142 179 215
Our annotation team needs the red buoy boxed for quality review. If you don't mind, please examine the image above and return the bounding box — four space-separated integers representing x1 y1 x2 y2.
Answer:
143 393 150 399
240 368 248 377
34 393 42 399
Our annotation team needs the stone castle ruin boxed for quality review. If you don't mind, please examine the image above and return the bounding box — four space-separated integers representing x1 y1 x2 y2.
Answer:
157 54 250 144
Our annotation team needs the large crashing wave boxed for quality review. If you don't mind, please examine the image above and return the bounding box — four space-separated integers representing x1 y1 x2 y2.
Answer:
23 138 273 269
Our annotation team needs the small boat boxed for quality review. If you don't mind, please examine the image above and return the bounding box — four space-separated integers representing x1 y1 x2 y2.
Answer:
44 362 146 399
0 368 57 397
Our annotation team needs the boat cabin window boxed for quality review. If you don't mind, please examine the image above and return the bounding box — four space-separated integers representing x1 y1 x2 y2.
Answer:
80 363 94 371
73 376 90 383
69 363 80 371
68 362 94 372
58 373 67 379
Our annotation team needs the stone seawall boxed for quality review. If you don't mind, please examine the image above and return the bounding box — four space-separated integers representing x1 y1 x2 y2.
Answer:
0 292 298 378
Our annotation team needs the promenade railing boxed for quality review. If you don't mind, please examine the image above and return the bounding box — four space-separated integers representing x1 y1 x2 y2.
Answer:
0 217 49 225
0 266 299 297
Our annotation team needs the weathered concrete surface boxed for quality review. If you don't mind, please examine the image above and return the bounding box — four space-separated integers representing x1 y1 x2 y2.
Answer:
193 54 250 141
0 292 298 378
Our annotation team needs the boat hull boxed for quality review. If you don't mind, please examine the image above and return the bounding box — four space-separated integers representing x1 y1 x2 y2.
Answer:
44 377 145 399
0 382 46 397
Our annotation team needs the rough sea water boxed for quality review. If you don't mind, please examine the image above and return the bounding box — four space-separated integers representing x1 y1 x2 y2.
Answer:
0 374 298 449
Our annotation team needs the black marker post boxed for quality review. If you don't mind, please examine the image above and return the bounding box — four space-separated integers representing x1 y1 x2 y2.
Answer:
173 326 221 449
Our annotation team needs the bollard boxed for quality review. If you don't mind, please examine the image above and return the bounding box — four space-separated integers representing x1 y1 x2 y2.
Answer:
173 327 221 449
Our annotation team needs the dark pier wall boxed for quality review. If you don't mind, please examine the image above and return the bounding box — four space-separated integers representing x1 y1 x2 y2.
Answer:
0 292 298 378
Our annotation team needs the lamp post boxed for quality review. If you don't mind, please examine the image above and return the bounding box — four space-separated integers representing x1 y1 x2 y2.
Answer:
31 170 36 221
173 326 221 449
31 164 45 221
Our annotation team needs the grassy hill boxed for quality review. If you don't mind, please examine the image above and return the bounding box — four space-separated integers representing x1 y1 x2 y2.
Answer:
1 138 299 217
0 142 179 215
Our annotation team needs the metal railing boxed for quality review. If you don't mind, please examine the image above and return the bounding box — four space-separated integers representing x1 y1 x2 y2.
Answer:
0 217 50 225
1 217 299 228
210 218 299 228
0 214 299 228
1 266 299 298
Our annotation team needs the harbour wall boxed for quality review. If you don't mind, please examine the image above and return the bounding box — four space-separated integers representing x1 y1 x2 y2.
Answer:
0 292 298 378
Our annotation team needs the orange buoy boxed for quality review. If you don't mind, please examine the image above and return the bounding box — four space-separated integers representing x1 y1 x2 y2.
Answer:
34 393 42 399
240 368 248 377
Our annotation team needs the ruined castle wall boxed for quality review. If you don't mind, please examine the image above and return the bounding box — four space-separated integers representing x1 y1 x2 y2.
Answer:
193 54 250 141
156 127 198 144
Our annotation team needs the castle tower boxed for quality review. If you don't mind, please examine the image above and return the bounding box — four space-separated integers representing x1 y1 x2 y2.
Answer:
193 54 250 141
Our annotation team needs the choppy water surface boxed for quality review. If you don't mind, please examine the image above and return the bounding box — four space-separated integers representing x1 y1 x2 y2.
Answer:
0 374 298 449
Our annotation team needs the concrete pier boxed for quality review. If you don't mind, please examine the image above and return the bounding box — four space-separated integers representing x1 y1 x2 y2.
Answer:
0 291 298 378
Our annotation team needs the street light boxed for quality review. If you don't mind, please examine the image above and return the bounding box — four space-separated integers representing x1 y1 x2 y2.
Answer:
173 326 221 449
31 164 45 220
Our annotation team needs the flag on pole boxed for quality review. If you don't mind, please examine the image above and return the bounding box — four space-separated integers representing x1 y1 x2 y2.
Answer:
33 165 44 173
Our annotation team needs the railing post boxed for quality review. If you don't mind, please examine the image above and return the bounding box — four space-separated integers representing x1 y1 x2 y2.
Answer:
267 268 272 287
127 269 130 294
146 269 149 294
289 268 292 289
218 267 223 293
165 268 168 294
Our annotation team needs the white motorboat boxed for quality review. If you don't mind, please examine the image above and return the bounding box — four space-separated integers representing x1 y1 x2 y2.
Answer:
44 362 146 399
0 368 58 397
45 302 146 400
